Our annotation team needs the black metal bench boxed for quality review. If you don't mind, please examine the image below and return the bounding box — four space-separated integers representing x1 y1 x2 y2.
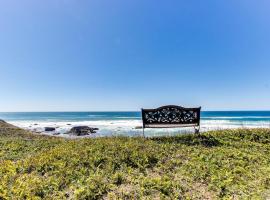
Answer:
141 105 201 137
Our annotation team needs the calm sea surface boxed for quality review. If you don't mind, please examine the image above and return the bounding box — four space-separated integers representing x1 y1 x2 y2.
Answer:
1 111 270 122
1 111 270 137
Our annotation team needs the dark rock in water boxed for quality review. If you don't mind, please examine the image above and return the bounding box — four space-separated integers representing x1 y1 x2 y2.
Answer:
53 132 60 135
134 126 143 129
68 126 99 136
0 119 6 123
67 124 72 125
45 127 56 131
34 124 38 126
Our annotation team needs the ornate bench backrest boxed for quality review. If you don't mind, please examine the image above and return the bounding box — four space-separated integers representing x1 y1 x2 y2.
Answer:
142 105 201 128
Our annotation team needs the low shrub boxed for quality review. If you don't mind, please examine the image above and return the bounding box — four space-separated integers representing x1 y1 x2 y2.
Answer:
1 125 270 199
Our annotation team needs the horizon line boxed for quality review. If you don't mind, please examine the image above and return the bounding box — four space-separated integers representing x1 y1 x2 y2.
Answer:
1 110 270 113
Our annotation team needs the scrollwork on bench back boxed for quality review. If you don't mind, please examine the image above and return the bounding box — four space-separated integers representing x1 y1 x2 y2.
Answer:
142 105 201 128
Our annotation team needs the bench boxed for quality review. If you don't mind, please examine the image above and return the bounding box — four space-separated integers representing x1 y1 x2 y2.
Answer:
141 105 201 137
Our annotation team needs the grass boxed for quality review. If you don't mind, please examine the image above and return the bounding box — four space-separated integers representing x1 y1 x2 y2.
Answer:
1 121 270 199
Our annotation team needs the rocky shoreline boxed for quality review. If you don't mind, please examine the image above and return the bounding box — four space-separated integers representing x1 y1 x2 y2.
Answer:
32 125 100 136
0 119 100 137
7 119 145 138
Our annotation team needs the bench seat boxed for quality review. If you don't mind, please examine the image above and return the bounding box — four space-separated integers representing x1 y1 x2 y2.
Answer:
144 123 198 128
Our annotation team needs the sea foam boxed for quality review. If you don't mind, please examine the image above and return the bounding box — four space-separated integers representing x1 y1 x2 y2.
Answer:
10 119 270 138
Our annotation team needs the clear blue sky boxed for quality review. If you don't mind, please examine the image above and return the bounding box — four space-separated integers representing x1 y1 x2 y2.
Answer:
0 0 270 111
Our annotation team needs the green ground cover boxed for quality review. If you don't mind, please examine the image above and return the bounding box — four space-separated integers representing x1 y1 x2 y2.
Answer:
1 121 270 199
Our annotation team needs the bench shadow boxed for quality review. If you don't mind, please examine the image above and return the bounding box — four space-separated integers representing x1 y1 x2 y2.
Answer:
150 134 221 147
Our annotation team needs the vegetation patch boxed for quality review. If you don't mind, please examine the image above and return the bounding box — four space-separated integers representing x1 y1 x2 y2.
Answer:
1 121 270 199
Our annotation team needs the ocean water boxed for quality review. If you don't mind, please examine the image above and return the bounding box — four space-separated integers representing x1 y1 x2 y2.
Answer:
1 111 270 137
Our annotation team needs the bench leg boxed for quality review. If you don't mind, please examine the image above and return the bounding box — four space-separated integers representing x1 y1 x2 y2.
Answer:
142 128 145 138
195 126 200 134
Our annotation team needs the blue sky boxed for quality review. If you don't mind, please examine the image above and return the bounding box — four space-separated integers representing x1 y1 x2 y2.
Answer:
0 0 270 111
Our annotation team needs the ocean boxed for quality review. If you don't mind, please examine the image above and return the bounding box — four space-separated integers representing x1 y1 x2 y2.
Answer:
1 111 270 137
